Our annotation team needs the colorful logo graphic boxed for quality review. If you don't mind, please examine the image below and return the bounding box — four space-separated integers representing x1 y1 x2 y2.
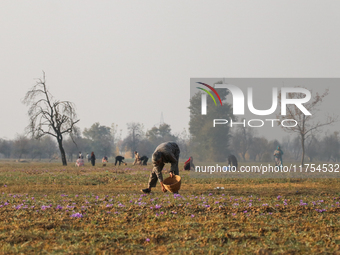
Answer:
196 82 223 106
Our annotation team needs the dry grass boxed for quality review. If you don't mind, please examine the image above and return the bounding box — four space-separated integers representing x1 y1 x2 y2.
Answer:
0 161 340 254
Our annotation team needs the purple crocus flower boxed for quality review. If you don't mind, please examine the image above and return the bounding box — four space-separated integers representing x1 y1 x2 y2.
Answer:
41 205 50 210
70 212 83 218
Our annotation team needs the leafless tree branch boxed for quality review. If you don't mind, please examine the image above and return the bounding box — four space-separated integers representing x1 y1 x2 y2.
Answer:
22 72 79 165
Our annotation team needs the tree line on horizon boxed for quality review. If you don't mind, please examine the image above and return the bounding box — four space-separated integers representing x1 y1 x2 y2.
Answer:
0 122 190 162
1 122 339 164
1 74 338 165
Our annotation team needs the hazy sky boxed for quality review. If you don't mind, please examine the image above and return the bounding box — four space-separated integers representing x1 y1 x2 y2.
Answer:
1 1 340 140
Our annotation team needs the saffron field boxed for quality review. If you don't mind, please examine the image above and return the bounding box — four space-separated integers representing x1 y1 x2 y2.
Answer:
0 161 340 254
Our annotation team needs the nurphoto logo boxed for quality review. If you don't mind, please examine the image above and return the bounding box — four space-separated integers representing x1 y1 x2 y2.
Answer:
200 83 311 116
196 81 312 129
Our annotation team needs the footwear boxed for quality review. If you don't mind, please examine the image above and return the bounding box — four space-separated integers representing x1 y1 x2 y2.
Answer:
141 188 151 194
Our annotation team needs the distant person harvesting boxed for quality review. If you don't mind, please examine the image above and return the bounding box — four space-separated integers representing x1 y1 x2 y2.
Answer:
228 154 238 169
140 156 149 165
133 151 141 165
115 156 125 166
274 146 283 168
102 156 108 163
90 152 96 166
141 142 180 193
75 156 84 167
183 156 195 170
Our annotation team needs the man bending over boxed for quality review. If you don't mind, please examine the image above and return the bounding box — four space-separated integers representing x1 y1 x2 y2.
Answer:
115 156 125 166
140 156 149 165
141 142 180 193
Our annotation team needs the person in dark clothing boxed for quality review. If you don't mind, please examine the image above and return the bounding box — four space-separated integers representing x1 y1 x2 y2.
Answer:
90 152 96 166
183 156 195 170
140 156 149 165
228 154 238 169
115 156 125 166
141 142 180 193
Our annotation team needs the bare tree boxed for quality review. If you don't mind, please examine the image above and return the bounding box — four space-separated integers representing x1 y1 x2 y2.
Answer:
83 122 114 158
122 122 144 157
231 124 255 161
22 72 79 165
248 137 268 161
305 134 319 162
13 134 30 160
0 139 12 158
176 128 191 159
320 132 340 162
277 88 338 166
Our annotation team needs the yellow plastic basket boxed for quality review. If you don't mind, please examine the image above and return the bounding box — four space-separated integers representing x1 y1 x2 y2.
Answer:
163 175 181 193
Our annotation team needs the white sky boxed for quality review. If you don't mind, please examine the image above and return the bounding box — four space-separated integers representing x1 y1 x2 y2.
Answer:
1 1 340 140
